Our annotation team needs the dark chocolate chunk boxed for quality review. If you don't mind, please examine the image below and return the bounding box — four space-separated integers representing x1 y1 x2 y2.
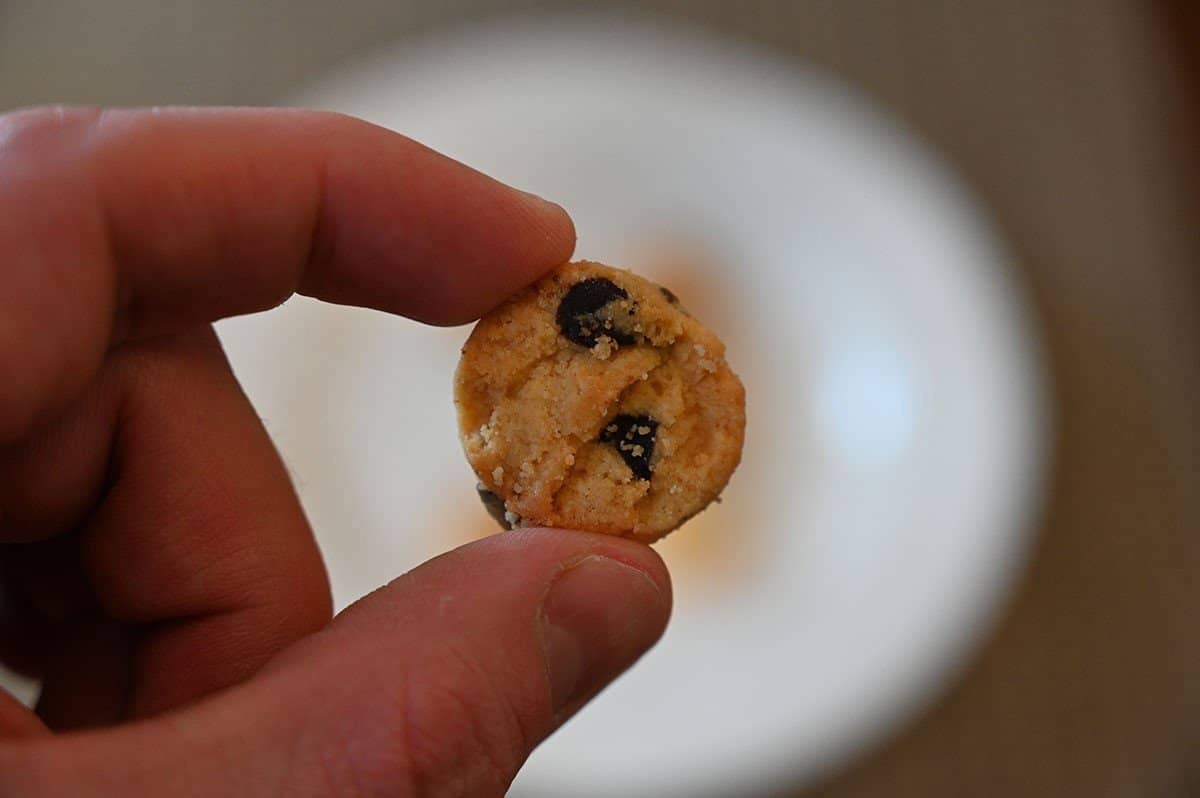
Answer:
659 286 680 304
600 414 659 480
476 486 510 529
556 278 637 348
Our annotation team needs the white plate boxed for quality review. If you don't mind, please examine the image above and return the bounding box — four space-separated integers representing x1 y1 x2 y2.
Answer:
218 15 1048 797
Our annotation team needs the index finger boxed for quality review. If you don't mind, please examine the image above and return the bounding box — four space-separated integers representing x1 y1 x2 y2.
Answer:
0 106 575 440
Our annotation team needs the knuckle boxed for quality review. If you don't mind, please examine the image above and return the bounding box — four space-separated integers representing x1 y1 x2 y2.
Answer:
342 643 531 798
401 644 523 798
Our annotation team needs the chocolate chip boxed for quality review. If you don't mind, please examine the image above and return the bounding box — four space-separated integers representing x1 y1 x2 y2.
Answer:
600 414 658 480
476 486 509 529
659 286 680 304
556 278 637 348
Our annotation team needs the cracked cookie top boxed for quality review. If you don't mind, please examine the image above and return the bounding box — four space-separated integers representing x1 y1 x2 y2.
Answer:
454 261 746 542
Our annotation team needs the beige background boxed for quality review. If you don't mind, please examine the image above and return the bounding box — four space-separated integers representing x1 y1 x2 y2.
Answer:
3 2 1198 795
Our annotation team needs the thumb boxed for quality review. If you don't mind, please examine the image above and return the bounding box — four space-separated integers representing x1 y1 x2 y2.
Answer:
2 528 671 797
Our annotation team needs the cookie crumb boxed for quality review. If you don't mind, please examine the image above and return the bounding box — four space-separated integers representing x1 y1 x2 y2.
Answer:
593 336 615 360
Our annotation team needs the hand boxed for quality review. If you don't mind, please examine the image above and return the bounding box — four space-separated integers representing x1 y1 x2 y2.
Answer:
0 107 671 796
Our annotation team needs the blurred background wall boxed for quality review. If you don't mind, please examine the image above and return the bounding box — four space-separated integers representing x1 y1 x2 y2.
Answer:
3 2 1199 796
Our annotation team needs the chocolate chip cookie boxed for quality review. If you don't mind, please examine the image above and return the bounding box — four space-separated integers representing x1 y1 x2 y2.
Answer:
454 261 745 542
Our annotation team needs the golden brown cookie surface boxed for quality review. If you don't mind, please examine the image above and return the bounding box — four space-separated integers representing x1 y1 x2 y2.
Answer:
454 261 745 542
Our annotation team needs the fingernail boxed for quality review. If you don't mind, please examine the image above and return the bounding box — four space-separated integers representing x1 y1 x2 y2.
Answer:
516 189 573 232
539 555 667 713
516 188 560 214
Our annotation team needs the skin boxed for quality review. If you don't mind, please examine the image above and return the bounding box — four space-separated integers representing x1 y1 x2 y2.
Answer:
0 107 672 796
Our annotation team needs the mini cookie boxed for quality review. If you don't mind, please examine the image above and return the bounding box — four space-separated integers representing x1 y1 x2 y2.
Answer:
454 261 745 542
